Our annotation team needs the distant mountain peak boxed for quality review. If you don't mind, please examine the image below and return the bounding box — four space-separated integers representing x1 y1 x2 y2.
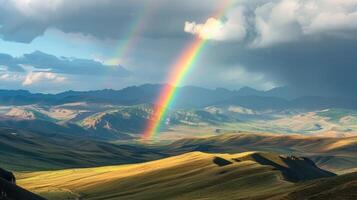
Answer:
237 86 262 96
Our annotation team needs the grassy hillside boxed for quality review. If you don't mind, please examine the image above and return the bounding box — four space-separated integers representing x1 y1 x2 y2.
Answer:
201 107 357 137
166 133 357 173
1 127 355 173
17 151 337 200
277 172 357 200
168 133 357 154
0 128 165 171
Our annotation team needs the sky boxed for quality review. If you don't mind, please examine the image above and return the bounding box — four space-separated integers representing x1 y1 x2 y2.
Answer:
0 0 356 97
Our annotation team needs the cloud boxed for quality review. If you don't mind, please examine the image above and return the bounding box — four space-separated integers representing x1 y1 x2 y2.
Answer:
183 0 357 47
0 50 132 92
200 36 357 98
20 51 132 76
251 0 302 47
0 72 23 81
10 0 63 18
1 0 357 46
306 11 357 35
0 51 131 76
184 7 247 41
185 18 223 40
0 53 24 72
22 71 66 85
249 0 357 47
184 62 277 91
0 0 223 43
0 0 357 97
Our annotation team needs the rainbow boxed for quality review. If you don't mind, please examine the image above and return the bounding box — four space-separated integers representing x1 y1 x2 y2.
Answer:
107 2 157 65
142 0 233 140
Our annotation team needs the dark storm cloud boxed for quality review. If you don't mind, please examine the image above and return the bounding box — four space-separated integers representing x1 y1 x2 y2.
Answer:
0 51 131 76
203 36 357 98
0 0 220 43
0 53 24 72
183 0 357 98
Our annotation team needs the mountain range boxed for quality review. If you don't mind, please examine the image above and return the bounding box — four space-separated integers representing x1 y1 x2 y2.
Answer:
0 84 356 140
1 84 356 110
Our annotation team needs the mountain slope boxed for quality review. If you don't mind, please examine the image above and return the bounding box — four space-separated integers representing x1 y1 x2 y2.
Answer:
0 178 46 200
168 133 357 155
167 133 357 173
79 105 236 137
0 127 165 171
17 151 336 200
1 85 356 110
1 167 45 200
278 171 357 200
2 127 355 173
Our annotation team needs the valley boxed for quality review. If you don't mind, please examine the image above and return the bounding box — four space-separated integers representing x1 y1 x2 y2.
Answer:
0 98 356 141
0 87 356 199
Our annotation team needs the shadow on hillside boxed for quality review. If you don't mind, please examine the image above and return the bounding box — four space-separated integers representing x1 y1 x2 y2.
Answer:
249 154 335 182
213 157 233 167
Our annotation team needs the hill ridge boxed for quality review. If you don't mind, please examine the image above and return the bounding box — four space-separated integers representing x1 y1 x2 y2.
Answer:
17 151 336 200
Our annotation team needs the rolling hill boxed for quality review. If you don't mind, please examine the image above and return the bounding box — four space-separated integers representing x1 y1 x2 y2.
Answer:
16 151 354 200
1 127 355 174
0 103 240 140
75 104 233 138
2 101 356 142
0 127 165 171
166 133 357 173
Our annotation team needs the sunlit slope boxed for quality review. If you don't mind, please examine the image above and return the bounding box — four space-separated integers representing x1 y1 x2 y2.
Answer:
18 151 334 200
79 104 235 138
168 133 357 173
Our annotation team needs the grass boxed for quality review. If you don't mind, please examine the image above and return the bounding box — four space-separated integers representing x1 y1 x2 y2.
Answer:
17 151 338 200
165 132 357 173
0 128 165 171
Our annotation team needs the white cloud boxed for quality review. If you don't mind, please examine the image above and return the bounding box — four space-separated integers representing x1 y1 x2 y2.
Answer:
306 11 357 34
184 7 247 41
252 0 357 47
10 0 63 18
252 0 301 47
185 18 224 40
22 71 66 86
184 0 357 47
0 72 23 81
